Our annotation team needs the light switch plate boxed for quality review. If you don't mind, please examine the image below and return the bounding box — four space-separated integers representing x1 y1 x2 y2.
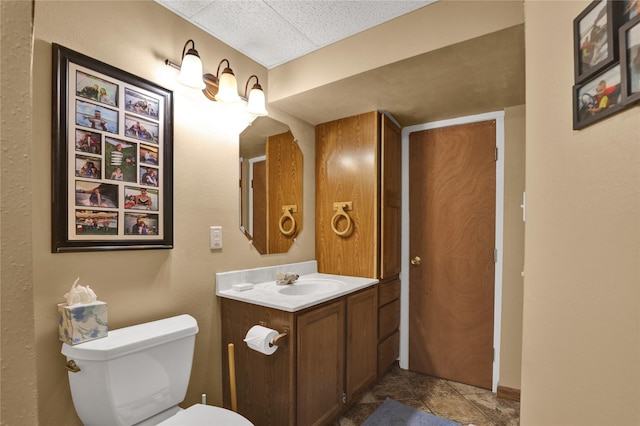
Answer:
210 226 222 249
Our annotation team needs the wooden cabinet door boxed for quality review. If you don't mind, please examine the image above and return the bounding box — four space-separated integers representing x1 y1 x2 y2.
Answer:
315 112 378 278
221 299 295 426
266 130 303 254
380 113 402 279
346 287 378 402
297 301 345 426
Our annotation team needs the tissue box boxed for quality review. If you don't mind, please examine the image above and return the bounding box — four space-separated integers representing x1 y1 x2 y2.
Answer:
58 301 108 345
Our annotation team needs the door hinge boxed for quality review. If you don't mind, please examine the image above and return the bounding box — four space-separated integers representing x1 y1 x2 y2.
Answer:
495 147 498 161
494 248 498 263
493 348 495 362
342 391 347 404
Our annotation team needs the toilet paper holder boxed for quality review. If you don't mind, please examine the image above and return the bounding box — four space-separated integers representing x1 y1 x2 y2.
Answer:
260 321 289 347
270 331 288 348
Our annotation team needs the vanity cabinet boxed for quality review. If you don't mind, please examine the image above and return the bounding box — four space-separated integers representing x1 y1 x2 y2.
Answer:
315 111 401 375
221 286 377 426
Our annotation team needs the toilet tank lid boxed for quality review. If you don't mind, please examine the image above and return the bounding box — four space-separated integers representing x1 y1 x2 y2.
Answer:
62 314 198 361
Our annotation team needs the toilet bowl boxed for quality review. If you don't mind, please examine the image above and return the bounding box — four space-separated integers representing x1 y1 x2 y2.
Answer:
61 314 253 425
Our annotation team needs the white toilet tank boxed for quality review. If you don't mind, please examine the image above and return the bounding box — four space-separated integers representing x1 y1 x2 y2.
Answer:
61 314 199 426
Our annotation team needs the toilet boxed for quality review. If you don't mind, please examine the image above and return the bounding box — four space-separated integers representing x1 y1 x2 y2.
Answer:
61 314 253 426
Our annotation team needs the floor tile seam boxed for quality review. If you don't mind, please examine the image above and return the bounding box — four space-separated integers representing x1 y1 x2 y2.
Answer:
464 399 517 424
418 393 492 425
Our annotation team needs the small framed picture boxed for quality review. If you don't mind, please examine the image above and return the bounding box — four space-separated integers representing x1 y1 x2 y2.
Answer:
573 63 625 129
75 181 119 208
620 14 640 105
74 210 119 236
574 0 624 83
124 186 159 212
74 129 102 155
75 100 119 134
124 114 160 144
125 87 160 120
76 70 118 107
75 154 101 180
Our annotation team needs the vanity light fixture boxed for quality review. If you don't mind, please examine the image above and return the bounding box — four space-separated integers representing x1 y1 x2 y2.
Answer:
213 59 240 103
165 39 267 117
173 39 205 90
244 75 268 117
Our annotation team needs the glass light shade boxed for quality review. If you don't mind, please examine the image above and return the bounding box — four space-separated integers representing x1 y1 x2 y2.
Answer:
246 86 267 116
215 71 240 103
177 53 205 89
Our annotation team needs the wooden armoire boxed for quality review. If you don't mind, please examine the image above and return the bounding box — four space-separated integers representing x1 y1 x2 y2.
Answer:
315 111 401 377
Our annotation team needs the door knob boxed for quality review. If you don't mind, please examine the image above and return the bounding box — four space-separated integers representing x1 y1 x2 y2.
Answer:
410 256 421 265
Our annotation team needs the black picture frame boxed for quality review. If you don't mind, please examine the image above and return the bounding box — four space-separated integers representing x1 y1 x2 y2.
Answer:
574 0 624 83
52 43 174 252
573 62 625 129
619 14 640 105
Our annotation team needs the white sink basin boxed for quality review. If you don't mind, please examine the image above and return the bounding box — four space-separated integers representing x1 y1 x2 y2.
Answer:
276 279 343 296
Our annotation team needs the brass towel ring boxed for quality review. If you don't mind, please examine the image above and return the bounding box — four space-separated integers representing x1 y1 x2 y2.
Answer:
331 202 353 237
279 205 297 236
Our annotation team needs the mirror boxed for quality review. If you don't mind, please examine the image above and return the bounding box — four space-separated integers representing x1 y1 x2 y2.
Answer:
239 116 303 254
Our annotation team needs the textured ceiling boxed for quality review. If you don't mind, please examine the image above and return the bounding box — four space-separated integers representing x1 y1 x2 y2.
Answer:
154 0 434 69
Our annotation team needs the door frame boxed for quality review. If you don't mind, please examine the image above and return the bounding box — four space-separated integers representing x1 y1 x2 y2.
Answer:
247 155 266 236
400 111 505 392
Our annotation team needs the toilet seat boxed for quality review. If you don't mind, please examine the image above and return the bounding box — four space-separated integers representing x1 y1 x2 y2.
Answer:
157 404 253 426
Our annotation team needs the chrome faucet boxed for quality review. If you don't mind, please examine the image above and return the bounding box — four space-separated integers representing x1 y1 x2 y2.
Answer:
276 272 299 286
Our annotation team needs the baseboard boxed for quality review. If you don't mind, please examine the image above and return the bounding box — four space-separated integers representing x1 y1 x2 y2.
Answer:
497 385 520 402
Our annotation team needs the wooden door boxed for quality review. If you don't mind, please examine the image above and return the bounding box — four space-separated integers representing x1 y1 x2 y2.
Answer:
345 287 378 402
408 120 496 390
297 301 345 426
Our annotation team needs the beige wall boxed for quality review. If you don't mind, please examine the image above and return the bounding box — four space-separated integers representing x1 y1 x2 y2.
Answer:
522 1 640 425
501 105 526 391
2 1 315 425
1 1 39 425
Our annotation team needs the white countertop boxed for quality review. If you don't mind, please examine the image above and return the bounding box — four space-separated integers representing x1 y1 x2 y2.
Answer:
215 261 378 312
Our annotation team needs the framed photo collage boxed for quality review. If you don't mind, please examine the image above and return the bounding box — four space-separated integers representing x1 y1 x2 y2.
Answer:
52 44 174 252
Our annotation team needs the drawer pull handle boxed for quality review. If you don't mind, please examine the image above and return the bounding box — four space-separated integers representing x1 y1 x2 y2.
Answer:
279 205 298 236
331 201 353 237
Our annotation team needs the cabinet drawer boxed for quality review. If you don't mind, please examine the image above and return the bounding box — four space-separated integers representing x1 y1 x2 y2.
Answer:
378 329 400 375
378 279 400 306
378 298 400 340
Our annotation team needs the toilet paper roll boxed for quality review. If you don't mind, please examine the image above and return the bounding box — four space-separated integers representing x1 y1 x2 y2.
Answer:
243 325 279 355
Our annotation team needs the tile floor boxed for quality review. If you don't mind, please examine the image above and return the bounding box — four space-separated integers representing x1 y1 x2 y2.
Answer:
337 364 520 426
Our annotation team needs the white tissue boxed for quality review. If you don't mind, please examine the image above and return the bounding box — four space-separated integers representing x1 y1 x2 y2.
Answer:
63 277 98 306
243 325 279 355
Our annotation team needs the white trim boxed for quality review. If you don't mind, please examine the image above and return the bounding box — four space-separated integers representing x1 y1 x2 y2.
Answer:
248 155 266 236
399 111 505 392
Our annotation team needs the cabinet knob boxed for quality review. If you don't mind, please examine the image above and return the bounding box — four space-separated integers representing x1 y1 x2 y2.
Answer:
410 256 421 266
